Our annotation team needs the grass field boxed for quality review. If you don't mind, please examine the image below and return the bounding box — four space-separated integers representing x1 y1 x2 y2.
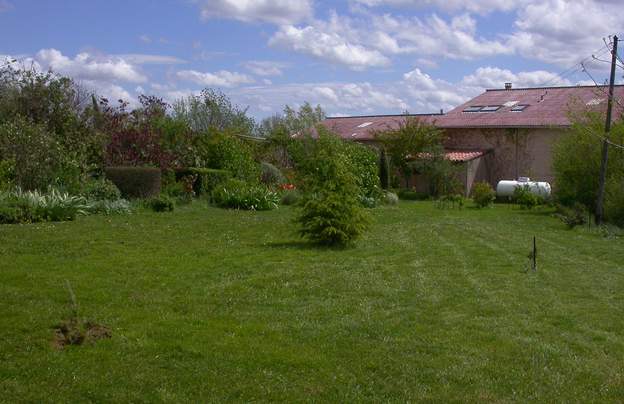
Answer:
1 201 624 402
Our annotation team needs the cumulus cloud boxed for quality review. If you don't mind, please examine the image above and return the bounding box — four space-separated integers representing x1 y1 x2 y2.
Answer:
36 49 147 83
461 66 571 89
371 13 511 59
269 24 390 70
352 0 521 15
243 60 288 76
196 0 313 25
220 64 577 118
507 0 624 66
176 69 254 87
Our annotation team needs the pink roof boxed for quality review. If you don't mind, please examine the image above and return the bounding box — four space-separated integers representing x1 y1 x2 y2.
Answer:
319 114 442 141
438 85 624 128
319 85 624 140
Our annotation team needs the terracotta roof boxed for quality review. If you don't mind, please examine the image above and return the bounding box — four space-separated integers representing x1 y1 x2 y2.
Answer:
413 149 488 162
445 150 487 162
437 85 624 128
319 113 442 141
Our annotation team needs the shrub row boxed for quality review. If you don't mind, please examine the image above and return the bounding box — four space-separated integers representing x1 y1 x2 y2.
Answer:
174 167 231 196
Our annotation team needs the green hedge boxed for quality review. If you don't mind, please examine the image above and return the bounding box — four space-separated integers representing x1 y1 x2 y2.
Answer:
104 166 161 199
175 168 231 196
397 189 429 201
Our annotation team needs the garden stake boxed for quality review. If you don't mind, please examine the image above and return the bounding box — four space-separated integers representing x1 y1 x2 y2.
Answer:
532 236 537 272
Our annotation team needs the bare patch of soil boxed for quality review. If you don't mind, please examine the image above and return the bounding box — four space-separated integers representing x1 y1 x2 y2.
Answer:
52 318 111 350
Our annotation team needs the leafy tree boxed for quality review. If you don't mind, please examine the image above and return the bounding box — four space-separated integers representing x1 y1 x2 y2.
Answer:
0 66 96 191
374 116 445 188
256 103 326 168
553 110 624 210
172 89 255 136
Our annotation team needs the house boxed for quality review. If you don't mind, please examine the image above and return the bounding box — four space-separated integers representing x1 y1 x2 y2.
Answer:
320 84 624 195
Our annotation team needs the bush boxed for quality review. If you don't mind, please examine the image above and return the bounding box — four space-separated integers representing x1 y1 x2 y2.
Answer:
296 131 370 246
86 199 132 215
604 178 624 227
343 141 382 202
175 168 231 196
0 188 89 224
513 185 543 209
0 159 15 190
359 195 379 208
384 191 399 205
200 131 259 182
82 178 121 201
260 162 286 186
437 194 465 209
556 203 588 229
472 181 496 208
147 195 175 212
212 179 279 211
0 205 21 224
104 166 161 198
397 189 428 201
280 189 301 206
553 110 624 210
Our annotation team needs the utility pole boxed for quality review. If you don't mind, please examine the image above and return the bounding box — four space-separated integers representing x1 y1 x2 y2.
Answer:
596 35 618 225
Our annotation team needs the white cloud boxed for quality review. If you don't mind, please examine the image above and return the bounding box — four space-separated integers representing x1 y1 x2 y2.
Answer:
139 34 152 44
36 49 147 83
176 69 254 87
352 0 521 15
371 13 511 60
115 54 186 65
196 0 313 25
461 66 571 89
243 60 288 76
269 24 390 70
508 0 624 66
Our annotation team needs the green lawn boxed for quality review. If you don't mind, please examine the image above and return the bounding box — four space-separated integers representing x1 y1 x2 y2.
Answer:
1 201 623 402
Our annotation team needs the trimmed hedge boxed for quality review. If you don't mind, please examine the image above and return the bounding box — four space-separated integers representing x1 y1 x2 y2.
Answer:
105 166 161 199
397 189 428 201
175 168 231 196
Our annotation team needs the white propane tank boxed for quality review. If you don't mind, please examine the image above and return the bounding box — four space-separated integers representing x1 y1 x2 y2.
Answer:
496 178 551 198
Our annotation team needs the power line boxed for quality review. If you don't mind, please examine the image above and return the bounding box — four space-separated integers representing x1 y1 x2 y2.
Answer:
538 45 611 87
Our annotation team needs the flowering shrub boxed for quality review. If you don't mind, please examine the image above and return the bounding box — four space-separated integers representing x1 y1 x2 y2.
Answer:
279 183 296 191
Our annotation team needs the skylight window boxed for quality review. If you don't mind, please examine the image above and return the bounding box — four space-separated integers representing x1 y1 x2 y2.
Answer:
503 101 519 107
357 122 373 128
480 105 502 112
510 104 529 112
463 105 484 113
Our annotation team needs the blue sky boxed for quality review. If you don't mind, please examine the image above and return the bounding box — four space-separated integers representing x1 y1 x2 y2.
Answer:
1 0 622 120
